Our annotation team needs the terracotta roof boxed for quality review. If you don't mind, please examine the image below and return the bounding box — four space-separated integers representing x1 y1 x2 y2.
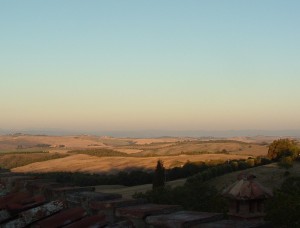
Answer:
6 195 46 213
64 214 107 228
145 211 223 227
116 203 181 219
2 200 66 228
222 174 273 200
0 170 270 227
199 219 267 228
66 191 122 205
33 207 87 228
0 192 32 209
90 198 145 210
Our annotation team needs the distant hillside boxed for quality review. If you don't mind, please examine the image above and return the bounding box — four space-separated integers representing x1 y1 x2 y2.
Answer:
1 134 272 173
0 134 270 156
127 140 268 157
2 129 300 138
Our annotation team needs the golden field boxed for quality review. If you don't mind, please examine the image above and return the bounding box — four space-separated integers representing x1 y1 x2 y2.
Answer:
0 134 273 174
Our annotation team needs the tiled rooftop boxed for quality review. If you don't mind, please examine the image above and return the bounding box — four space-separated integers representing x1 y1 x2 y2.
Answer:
0 170 268 227
222 174 273 200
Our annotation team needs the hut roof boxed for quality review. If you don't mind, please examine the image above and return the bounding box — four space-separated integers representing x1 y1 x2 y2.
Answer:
222 174 273 200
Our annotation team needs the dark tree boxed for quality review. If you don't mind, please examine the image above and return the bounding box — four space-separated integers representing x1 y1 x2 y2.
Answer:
266 177 300 227
153 160 165 189
278 156 293 169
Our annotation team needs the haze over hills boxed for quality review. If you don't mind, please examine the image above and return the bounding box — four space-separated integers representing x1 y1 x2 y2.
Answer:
1 128 300 138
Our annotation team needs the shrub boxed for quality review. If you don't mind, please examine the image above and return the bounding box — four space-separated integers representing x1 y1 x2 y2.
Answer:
246 158 255 167
260 157 272 165
134 182 227 213
278 156 293 169
230 161 239 170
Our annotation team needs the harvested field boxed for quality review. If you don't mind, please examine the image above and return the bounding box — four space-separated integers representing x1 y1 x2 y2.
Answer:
129 141 268 156
12 153 250 174
0 135 107 151
1 135 273 174
0 135 270 157
0 152 69 169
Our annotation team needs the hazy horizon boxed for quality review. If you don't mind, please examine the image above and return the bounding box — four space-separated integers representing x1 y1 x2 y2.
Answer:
1 1 300 132
1 127 300 138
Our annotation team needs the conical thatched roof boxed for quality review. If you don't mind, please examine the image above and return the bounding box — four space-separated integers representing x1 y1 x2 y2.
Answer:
222 174 273 200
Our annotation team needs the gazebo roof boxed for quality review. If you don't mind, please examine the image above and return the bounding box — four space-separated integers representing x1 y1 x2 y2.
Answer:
222 174 273 200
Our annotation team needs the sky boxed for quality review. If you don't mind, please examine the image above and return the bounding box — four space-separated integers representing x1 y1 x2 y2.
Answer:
1 1 300 135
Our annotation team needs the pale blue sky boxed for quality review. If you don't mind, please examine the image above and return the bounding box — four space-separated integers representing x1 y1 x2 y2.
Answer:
1 1 300 133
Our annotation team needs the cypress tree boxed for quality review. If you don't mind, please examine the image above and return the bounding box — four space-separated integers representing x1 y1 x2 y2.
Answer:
153 160 165 189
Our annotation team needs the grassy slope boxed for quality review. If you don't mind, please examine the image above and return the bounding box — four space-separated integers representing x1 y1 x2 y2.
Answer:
207 162 300 191
95 178 187 199
96 162 300 198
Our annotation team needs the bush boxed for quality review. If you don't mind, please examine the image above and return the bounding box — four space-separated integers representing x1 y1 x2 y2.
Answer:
134 182 227 213
278 156 293 169
238 161 248 169
260 157 272 165
254 157 261 165
230 161 239 171
246 158 255 167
